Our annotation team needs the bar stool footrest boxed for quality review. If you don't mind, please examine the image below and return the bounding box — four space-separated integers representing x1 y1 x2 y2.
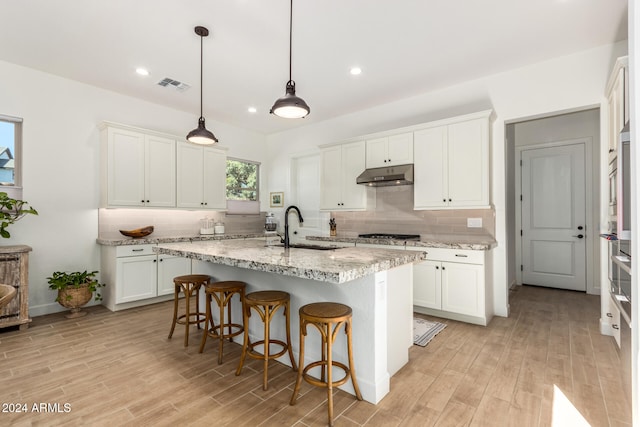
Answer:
302 360 351 388
246 339 289 360
205 323 244 340
177 313 207 326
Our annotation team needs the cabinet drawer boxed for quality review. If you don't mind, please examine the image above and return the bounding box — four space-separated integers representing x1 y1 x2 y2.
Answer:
421 247 484 265
116 244 156 257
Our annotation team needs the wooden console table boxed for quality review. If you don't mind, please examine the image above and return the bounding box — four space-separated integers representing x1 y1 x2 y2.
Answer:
0 245 32 330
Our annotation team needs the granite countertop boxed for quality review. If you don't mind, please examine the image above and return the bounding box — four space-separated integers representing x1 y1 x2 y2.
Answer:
96 233 267 246
306 235 496 250
154 239 424 284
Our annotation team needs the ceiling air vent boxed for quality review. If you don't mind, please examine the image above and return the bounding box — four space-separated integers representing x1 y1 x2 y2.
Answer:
157 77 191 92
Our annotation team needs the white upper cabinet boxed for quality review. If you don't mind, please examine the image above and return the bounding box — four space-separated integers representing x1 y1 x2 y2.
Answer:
177 141 226 210
414 112 490 209
606 56 628 163
366 133 413 168
102 124 176 207
320 141 371 210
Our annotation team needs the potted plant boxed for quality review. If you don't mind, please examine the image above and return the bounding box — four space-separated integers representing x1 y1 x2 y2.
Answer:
47 270 105 318
0 192 38 238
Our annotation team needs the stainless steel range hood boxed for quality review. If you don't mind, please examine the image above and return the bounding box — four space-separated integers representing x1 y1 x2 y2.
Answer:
356 164 414 187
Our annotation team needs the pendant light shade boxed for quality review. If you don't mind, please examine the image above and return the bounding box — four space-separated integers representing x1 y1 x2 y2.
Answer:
270 0 310 119
187 26 218 145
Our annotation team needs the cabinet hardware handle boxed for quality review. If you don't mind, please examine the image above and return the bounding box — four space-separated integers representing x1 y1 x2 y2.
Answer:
455 254 468 257
153 259 157 263
159 258 163 262
436 266 439 269
146 200 150 203
388 158 391 162
383 159 387 163
141 200 145 203
132 249 144 252
612 324 619 330
204 202 208 205
609 149 614 153
572 234 584 239
443 199 446 202
442 266 445 270
607 313 613 317
448 198 452 202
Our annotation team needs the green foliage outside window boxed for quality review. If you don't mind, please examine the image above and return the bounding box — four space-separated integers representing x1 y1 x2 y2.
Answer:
226 159 258 201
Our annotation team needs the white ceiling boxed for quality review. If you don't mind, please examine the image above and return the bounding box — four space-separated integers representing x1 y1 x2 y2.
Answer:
0 0 628 135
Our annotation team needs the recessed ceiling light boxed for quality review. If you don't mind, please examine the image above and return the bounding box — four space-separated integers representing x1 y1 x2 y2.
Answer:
136 68 149 76
248 107 257 113
350 67 362 76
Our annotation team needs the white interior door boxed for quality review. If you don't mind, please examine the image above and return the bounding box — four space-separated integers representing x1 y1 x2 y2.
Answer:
521 143 586 291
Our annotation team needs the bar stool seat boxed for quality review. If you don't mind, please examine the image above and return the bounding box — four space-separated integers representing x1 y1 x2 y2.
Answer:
235 290 297 390
199 280 246 364
290 302 362 427
168 274 209 347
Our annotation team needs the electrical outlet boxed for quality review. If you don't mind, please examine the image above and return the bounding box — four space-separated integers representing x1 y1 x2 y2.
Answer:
467 218 482 228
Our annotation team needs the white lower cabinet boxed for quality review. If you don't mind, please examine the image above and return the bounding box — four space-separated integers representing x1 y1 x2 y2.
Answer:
409 247 490 326
608 293 621 347
101 244 191 311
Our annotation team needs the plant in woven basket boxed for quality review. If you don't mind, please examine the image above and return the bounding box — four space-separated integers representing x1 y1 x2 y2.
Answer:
0 192 38 238
47 270 105 319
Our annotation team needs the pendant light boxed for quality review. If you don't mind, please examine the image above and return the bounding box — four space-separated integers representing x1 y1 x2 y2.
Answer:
187 26 218 145
270 0 310 119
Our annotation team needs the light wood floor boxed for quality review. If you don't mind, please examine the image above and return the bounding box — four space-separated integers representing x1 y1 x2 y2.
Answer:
0 285 631 426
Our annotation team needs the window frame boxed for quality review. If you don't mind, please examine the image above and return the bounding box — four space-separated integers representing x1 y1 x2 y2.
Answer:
226 157 260 202
0 114 22 198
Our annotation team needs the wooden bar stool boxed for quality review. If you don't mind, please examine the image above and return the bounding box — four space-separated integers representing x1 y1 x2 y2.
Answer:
199 280 246 364
168 274 209 347
290 302 362 427
235 290 297 390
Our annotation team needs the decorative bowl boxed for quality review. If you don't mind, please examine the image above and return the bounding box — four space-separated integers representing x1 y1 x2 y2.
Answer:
119 226 154 238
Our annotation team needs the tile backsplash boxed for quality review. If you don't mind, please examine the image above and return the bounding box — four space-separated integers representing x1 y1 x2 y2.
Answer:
98 208 265 238
331 186 495 238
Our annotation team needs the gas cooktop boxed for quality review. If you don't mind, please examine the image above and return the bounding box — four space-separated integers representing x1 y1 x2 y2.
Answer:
358 233 420 240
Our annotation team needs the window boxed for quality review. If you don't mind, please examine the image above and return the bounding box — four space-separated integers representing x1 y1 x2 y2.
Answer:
226 158 259 201
0 115 21 188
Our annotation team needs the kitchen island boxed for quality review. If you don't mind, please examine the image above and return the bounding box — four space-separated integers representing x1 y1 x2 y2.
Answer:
154 239 424 404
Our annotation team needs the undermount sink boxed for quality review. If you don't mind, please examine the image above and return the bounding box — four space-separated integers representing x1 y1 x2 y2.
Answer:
275 243 340 251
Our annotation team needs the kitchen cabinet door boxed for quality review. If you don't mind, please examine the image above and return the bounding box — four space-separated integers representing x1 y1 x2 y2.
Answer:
107 127 146 206
116 254 157 303
145 134 176 207
365 133 413 168
104 125 177 208
340 141 367 209
414 126 447 208
414 114 489 210
320 141 368 210
177 142 227 209
320 146 342 209
157 255 191 297
177 142 204 208
447 119 488 207
413 260 441 309
606 58 627 163
440 261 483 317
202 147 226 209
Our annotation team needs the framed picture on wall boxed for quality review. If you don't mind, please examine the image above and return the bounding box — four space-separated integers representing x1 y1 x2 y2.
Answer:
270 192 284 208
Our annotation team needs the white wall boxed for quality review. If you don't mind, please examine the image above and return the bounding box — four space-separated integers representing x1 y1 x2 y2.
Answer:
0 59 267 315
266 41 628 318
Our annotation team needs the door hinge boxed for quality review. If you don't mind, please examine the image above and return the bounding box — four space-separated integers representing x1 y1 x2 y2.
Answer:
520 194 523 201
520 229 523 236
520 159 523 166
520 265 523 271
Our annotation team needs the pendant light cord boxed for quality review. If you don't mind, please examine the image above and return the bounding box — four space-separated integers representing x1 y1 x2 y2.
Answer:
288 0 293 83
199 33 204 118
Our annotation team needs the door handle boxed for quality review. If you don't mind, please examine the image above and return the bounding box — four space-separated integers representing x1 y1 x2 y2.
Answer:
572 234 584 239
